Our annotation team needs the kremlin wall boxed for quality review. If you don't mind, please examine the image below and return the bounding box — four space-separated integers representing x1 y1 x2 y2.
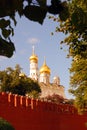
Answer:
0 92 87 130
0 47 87 130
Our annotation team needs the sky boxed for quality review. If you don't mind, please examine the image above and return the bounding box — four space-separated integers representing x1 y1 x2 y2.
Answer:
0 13 73 99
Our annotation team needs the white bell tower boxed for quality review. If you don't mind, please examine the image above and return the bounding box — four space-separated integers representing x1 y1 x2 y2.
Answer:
29 46 38 81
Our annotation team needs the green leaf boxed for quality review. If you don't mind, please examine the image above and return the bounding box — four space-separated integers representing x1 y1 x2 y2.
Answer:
24 5 47 24
37 0 46 6
0 37 15 58
2 29 11 39
71 7 87 34
59 2 69 21
0 19 10 29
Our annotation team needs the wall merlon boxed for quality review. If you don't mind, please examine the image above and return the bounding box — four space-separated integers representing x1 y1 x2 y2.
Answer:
0 92 77 113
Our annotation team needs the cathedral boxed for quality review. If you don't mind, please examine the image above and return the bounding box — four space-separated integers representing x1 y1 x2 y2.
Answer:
29 46 66 98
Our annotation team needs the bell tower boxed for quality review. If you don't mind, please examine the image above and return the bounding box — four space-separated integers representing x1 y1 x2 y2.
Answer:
29 46 38 81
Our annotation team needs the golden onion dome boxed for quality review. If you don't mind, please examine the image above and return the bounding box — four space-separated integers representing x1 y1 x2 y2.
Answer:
40 58 51 74
29 54 38 62
29 46 38 62
19 72 25 77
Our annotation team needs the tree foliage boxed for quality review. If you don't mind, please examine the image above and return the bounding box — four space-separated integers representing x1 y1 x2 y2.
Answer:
49 0 87 112
0 117 14 130
69 55 87 113
0 64 41 97
67 0 87 112
51 0 87 58
0 0 68 58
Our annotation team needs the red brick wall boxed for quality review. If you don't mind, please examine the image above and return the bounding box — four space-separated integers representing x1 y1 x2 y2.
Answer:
0 92 87 130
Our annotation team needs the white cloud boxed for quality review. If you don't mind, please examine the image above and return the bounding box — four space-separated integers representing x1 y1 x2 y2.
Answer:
0 56 8 61
27 37 40 44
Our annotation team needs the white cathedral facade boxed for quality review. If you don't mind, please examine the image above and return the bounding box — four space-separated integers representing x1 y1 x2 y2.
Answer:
29 46 66 98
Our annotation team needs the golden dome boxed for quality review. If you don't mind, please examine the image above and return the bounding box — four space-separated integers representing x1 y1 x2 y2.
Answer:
40 58 50 74
19 72 25 77
29 55 38 62
29 46 38 62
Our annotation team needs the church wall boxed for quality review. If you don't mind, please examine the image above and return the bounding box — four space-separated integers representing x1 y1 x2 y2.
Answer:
0 92 87 130
40 83 66 98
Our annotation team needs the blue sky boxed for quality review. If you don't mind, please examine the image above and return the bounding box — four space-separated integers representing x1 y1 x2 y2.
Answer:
0 14 73 99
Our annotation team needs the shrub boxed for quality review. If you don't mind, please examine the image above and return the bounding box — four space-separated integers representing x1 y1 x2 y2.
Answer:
0 117 15 130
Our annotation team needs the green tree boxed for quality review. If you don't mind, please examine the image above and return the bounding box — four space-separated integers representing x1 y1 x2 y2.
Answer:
69 55 87 113
0 65 41 97
0 117 15 130
0 0 68 58
27 90 40 99
49 0 87 112
50 0 87 58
